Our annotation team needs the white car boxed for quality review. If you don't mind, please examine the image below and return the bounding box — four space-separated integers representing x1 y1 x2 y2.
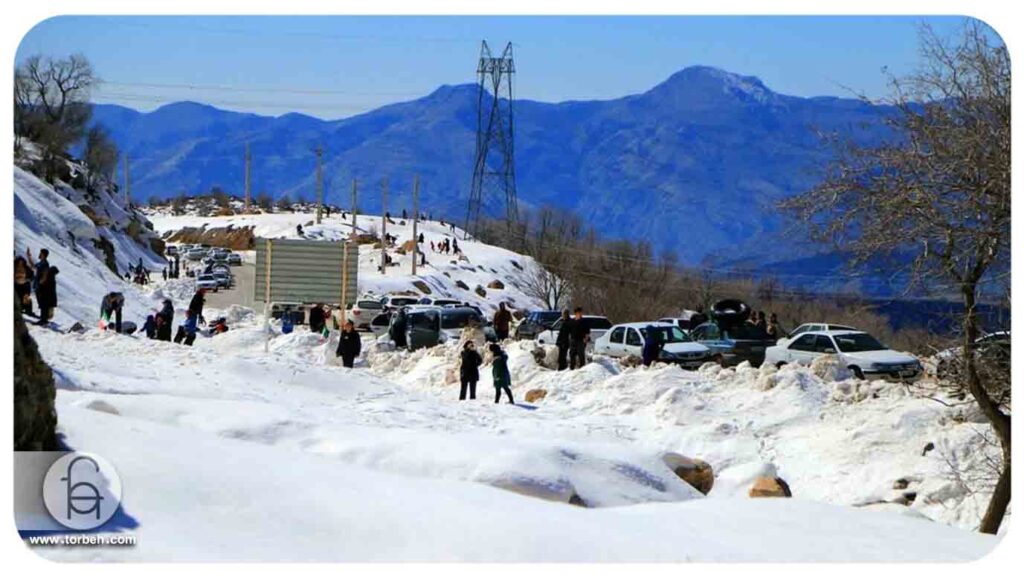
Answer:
196 274 219 291
186 248 207 261
595 322 711 369
764 330 922 381
779 323 857 345
536 315 613 346
346 298 386 330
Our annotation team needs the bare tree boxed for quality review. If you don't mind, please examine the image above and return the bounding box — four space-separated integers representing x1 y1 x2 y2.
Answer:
522 262 571 310
83 125 118 193
15 54 97 182
781 22 1010 534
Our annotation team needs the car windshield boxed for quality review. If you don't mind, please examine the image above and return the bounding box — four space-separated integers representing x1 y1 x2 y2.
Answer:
358 301 383 309
833 333 887 352
640 326 690 343
409 312 438 329
198 275 214 281
441 310 483 329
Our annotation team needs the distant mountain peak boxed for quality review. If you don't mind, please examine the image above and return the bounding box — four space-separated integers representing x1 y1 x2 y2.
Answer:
651 65 777 105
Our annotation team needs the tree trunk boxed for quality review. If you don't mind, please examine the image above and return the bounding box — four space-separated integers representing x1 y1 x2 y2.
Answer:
981 453 1011 534
963 282 1012 534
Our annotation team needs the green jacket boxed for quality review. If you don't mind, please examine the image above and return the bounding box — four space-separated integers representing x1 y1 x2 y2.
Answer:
492 351 511 388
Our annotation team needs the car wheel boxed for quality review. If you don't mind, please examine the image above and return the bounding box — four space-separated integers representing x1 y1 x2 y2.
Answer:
850 365 866 380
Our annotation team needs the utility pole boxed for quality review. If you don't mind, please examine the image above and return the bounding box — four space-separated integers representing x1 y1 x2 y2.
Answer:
122 153 131 205
380 177 388 276
315 146 324 224
350 178 358 236
411 175 420 276
244 142 251 213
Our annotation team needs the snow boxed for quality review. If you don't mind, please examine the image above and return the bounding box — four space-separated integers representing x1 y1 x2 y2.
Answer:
14 166 166 326
14 188 1002 561
29 327 999 562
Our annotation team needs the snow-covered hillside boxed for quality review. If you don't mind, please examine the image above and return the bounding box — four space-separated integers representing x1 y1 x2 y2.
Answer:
14 165 166 325
147 210 542 316
15 202 1003 561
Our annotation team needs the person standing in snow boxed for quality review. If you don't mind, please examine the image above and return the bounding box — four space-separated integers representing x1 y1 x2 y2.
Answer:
336 320 362 368
490 343 514 405
100 292 125 333
641 325 664 367
492 302 512 341
555 309 571 371
452 238 461 255
308 303 326 335
162 267 168 281
389 308 408 348
188 288 206 326
142 314 157 339
458 340 482 401
156 299 174 341
568 307 590 370
418 232 425 244
32 248 56 325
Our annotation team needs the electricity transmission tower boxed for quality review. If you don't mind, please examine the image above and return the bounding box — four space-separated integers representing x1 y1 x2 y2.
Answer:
465 40 518 238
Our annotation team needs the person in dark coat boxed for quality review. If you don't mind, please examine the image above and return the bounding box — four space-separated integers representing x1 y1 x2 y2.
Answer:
143 315 157 339
568 307 590 370
188 288 206 325
493 303 512 341
32 248 55 325
690 306 708 329
641 325 664 367
418 232 425 244
452 238 461 254
389 309 408 348
336 320 362 368
490 343 514 405
308 304 326 335
458 340 483 401
766 313 785 340
156 299 174 341
555 309 571 371
100 292 125 333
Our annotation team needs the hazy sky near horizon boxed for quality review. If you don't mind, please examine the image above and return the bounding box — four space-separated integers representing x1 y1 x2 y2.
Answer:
16 15 986 119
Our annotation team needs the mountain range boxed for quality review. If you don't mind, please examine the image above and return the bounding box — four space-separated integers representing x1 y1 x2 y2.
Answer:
89 66 898 291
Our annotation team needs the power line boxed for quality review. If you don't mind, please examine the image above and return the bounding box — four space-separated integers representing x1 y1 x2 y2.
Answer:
100 80 427 97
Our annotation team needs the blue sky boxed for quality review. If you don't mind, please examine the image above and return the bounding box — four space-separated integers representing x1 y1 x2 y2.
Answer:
16 15 983 119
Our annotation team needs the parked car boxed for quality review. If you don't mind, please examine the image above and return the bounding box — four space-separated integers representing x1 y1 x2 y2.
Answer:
211 271 232 289
535 316 613 347
764 330 923 381
780 323 858 344
227 253 243 266
594 322 711 369
689 321 777 367
380 294 422 311
186 248 207 261
934 331 1010 380
196 274 219 291
401 306 498 351
515 310 562 341
346 298 386 330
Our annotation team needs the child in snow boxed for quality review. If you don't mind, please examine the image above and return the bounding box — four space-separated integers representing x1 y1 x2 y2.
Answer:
490 343 514 405
174 310 198 346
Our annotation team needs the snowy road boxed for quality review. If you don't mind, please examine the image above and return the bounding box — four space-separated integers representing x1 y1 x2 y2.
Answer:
205 262 255 309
